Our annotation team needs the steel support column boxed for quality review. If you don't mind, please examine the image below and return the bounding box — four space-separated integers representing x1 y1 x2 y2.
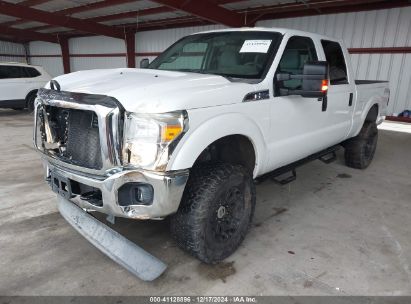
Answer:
125 32 136 68
60 37 70 74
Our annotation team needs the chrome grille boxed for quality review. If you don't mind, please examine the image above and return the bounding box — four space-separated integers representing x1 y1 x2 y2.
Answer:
34 88 123 175
65 109 102 170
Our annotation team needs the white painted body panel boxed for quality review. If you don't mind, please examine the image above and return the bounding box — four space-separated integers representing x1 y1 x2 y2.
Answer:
48 28 389 178
50 68 256 113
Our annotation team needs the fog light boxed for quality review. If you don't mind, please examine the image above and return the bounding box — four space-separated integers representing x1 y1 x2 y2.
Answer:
118 183 154 206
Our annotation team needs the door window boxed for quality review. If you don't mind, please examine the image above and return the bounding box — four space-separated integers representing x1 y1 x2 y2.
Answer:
321 40 348 85
276 36 318 93
25 67 41 78
0 66 28 79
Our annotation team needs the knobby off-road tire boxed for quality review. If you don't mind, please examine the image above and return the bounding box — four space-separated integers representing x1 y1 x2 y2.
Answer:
344 121 378 169
170 163 256 264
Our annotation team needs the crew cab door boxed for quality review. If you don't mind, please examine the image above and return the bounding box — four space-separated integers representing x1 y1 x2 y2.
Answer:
320 40 354 140
267 35 351 170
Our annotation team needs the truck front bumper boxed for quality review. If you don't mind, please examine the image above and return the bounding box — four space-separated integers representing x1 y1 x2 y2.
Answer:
45 160 189 219
57 195 167 281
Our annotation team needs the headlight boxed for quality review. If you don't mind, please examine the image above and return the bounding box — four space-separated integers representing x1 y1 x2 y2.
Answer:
123 111 188 171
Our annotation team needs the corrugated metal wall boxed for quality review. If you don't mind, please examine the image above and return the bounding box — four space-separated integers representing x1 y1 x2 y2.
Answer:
25 7 411 114
0 40 26 63
69 36 126 72
29 41 63 77
257 7 411 115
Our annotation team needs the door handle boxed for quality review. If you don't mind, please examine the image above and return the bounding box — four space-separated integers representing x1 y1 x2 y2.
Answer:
349 93 353 106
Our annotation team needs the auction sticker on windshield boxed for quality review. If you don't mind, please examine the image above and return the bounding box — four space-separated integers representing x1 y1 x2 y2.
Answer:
239 40 272 53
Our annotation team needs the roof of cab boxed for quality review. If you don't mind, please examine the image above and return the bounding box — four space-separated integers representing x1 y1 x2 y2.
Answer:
195 27 341 43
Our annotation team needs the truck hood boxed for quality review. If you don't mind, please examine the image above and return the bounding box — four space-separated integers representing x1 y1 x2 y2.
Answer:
51 68 257 113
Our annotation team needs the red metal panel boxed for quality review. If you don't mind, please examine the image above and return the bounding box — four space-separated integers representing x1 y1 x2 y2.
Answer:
348 47 411 54
151 0 243 27
385 116 411 123
0 0 124 39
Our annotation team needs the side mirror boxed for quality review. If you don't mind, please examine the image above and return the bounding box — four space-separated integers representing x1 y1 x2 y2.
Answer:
301 61 329 98
276 61 329 98
140 58 150 69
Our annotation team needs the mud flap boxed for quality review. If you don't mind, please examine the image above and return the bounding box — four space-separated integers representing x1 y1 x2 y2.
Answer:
57 196 167 281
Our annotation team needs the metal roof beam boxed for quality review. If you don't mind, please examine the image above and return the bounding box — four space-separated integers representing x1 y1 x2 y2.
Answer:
45 0 411 36
245 0 410 24
151 0 244 27
30 5 174 32
0 0 53 26
89 6 175 23
55 0 140 16
0 0 124 39
18 0 52 6
1 0 139 27
29 0 247 32
0 24 58 43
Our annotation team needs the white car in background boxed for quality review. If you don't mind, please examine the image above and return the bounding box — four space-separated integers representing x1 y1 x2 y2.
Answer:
0 62 51 112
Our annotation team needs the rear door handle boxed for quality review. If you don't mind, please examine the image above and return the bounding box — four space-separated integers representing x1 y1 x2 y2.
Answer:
349 93 353 106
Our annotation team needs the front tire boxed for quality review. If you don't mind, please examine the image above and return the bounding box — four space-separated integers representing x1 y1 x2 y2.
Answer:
344 121 378 169
170 163 256 264
26 92 37 113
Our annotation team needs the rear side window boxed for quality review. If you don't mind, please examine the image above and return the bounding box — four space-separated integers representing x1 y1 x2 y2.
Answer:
25 67 41 77
321 40 348 85
276 36 318 91
0 66 28 79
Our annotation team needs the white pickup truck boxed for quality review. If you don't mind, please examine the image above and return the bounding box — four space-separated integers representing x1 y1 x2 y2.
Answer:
34 28 389 281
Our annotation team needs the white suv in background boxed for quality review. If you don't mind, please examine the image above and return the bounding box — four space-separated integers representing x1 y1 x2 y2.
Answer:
0 62 51 112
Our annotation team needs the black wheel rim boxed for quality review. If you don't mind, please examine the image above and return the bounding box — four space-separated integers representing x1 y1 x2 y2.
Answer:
210 186 245 242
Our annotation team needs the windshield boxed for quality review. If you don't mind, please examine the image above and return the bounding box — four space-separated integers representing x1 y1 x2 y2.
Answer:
149 31 282 80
